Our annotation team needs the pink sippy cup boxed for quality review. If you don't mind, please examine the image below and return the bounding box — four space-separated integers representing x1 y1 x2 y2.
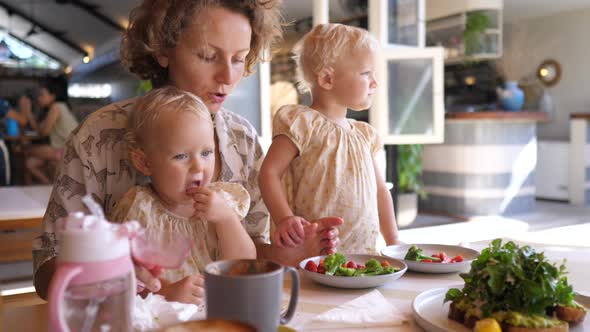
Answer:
48 195 193 332
48 211 137 332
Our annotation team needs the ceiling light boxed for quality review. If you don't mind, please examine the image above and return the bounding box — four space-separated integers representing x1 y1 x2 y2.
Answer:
83 55 90 63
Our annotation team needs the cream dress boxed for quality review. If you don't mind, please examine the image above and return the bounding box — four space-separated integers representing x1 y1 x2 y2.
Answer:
110 182 250 283
274 105 382 254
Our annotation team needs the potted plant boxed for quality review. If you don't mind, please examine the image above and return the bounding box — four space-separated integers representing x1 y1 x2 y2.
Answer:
396 144 426 227
463 11 490 56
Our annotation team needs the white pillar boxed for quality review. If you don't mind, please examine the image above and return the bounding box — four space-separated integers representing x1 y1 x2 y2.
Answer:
569 119 587 205
313 0 329 26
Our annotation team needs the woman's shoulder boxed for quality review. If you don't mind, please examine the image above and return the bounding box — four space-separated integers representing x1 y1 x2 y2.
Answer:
68 98 135 140
219 109 258 134
73 98 137 137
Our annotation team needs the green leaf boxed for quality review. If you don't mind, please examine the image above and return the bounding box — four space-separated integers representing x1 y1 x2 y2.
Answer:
323 253 346 276
444 288 463 303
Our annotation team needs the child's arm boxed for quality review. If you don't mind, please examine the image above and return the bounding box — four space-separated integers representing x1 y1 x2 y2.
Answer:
259 135 308 247
193 187 256 260
373 156 400 245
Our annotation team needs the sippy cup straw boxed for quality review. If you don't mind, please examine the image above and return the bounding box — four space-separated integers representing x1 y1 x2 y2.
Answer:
82 194 105 220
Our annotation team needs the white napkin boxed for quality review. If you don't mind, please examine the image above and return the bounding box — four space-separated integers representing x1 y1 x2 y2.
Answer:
132 293 205 331
304 290 409 329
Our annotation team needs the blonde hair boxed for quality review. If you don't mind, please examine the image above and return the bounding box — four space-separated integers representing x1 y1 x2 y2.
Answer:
126 86 212 152
121 0 284 87
293 23 378 92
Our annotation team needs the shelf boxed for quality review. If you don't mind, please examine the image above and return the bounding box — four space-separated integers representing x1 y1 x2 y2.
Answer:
426 7 502 63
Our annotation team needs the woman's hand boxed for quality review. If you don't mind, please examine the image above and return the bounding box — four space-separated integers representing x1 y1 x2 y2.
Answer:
192 187 234 223
157 274 205 305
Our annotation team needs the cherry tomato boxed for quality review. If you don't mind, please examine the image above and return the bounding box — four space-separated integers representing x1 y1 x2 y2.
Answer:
305 260 318 272
451 255 464 263
346 261 356 268
317 266 326 274
319 259 325 267
381 260 391 267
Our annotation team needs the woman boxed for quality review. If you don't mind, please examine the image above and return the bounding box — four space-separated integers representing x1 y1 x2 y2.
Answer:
33 0 342 302
24 84 78 184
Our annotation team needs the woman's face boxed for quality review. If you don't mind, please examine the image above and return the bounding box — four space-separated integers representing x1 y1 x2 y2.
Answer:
37 88 55 108
19 95 32 111
157 7 252 113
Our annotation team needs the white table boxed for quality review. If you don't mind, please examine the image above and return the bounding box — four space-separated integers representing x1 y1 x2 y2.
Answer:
287 240 590 331
0 186 51 263
0 185 51 230
2 240 589 331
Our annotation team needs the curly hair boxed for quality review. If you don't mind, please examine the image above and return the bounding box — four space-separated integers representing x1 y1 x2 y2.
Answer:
125 86 212 153
121 0 283 87
293 23 378 92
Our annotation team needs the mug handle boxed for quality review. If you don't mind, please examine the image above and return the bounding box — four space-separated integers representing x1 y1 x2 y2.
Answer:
280 266 299 325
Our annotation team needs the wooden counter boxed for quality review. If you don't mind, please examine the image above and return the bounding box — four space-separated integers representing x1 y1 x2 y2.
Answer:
446 111 549 121
570 112 590 119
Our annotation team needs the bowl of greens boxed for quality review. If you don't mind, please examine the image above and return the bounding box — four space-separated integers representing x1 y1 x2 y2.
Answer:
381 244 479 273
299 253 407 288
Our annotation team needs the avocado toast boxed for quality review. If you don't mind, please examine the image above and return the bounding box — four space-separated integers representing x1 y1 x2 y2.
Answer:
445 239 586 331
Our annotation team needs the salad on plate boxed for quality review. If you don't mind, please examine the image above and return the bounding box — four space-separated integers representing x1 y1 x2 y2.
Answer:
445 239 587 332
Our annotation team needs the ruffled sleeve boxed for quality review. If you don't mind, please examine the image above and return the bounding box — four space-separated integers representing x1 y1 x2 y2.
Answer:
208 182 251 222
272 105 317 153
353 121 383 156
109 186 150 226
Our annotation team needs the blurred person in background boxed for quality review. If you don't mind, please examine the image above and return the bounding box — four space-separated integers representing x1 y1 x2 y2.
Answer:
0 98 27 185
23 83 78 184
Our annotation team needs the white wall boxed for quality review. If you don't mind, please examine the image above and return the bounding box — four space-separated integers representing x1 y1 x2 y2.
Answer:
503 8 590 140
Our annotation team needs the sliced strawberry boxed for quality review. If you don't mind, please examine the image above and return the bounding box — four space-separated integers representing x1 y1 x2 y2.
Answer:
317 266 326 274
381 260 391 267
346 261 356 268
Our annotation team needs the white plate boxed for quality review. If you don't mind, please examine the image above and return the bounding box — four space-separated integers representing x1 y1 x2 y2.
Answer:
299 254 407 289
412 287 590 332
381 244 479 273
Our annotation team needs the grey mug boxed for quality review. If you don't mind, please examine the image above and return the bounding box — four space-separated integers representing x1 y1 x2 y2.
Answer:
204 259 299 332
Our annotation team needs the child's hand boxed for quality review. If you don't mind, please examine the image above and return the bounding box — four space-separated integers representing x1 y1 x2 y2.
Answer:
192 187 235 223
274 216 309 248
157 274 205 305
